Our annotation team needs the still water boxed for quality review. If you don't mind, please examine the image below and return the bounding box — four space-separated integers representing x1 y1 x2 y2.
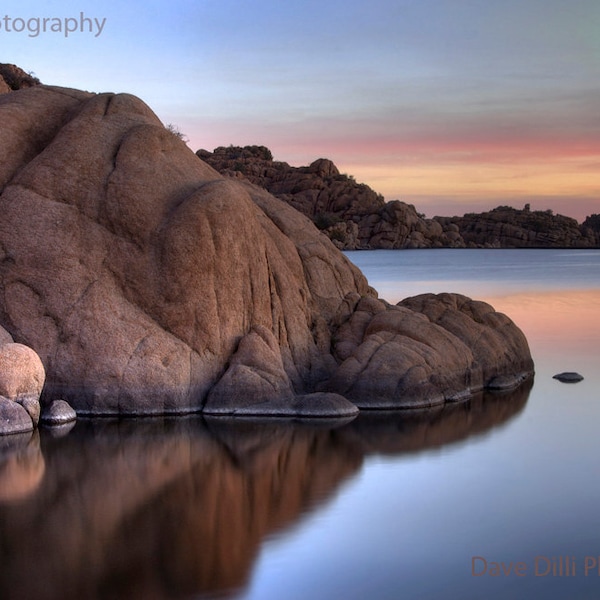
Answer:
1 249 599 600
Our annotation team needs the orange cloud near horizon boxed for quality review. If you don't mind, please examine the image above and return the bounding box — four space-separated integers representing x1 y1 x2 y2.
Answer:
345 159 599 220
187 115 600 222
333 136 600 221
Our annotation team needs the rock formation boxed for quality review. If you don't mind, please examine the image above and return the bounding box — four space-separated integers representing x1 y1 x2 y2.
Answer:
0 63 40 93
324 293 532 407
0 84 533 417
199 145 600 250
0 325 46 434
197 145 464 249
436 205 599 248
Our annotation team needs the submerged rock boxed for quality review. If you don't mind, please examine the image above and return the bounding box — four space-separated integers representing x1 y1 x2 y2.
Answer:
0 84 534 416
552 372 584 383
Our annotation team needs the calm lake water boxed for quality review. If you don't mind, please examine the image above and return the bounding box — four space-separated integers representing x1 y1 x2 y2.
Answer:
1 249 599 600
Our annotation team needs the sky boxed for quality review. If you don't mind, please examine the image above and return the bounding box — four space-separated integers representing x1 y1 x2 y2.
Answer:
2 0 599 220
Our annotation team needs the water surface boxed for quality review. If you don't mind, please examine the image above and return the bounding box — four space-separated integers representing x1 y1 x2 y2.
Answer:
1 249 598 600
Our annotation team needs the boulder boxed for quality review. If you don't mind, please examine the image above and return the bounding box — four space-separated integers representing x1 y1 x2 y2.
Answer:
16 397 41 427
324 293 534 409
40 399 77 425
0 84 534 416
0 398 34 435
0 334 45 434
0 343 45 403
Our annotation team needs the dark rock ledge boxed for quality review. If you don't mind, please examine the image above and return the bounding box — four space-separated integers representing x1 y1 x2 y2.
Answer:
0 83 534 430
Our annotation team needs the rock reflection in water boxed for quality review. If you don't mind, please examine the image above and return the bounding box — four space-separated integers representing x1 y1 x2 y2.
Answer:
0 430 45 502
0 382 530 600
340 379 532 457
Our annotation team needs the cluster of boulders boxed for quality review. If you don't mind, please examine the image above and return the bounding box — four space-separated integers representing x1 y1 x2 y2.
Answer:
198 145 600 249
0 326 75 435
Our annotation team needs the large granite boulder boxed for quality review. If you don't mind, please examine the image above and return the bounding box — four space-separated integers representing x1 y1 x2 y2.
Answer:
0 343 45 404
324 293 532 408
0 85 534 416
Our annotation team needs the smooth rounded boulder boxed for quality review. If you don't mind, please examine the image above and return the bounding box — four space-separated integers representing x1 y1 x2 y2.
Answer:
0 343 45 404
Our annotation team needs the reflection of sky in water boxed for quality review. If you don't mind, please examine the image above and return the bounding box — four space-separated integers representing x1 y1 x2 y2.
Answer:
242 250 600 600
1 250 598 600
346 249 600 303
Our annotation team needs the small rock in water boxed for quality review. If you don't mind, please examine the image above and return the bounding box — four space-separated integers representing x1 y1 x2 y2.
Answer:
40 399 77 425
552 372 584 383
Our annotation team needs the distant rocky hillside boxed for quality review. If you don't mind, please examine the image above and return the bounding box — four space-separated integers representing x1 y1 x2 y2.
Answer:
0 64 40 93
197 145 464 249
436 205 600 248
198 145 600 250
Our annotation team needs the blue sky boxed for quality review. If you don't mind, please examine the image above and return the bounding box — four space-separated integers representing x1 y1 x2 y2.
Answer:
2 0 599 219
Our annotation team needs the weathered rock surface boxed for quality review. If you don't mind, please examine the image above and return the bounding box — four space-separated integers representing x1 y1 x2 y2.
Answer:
0 85 372 415
0 85 533 416
16 397 41 427
203 324 358 417
324 293 533 408
0 325 13 346
0 326 47 433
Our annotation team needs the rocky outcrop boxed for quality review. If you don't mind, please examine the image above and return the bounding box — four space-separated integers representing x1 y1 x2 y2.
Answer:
197 145 464 249
200 146 599 250
436 205 599 248
582 214 600 246
0 64 40 94
324 293 532 408
0 85 533 417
